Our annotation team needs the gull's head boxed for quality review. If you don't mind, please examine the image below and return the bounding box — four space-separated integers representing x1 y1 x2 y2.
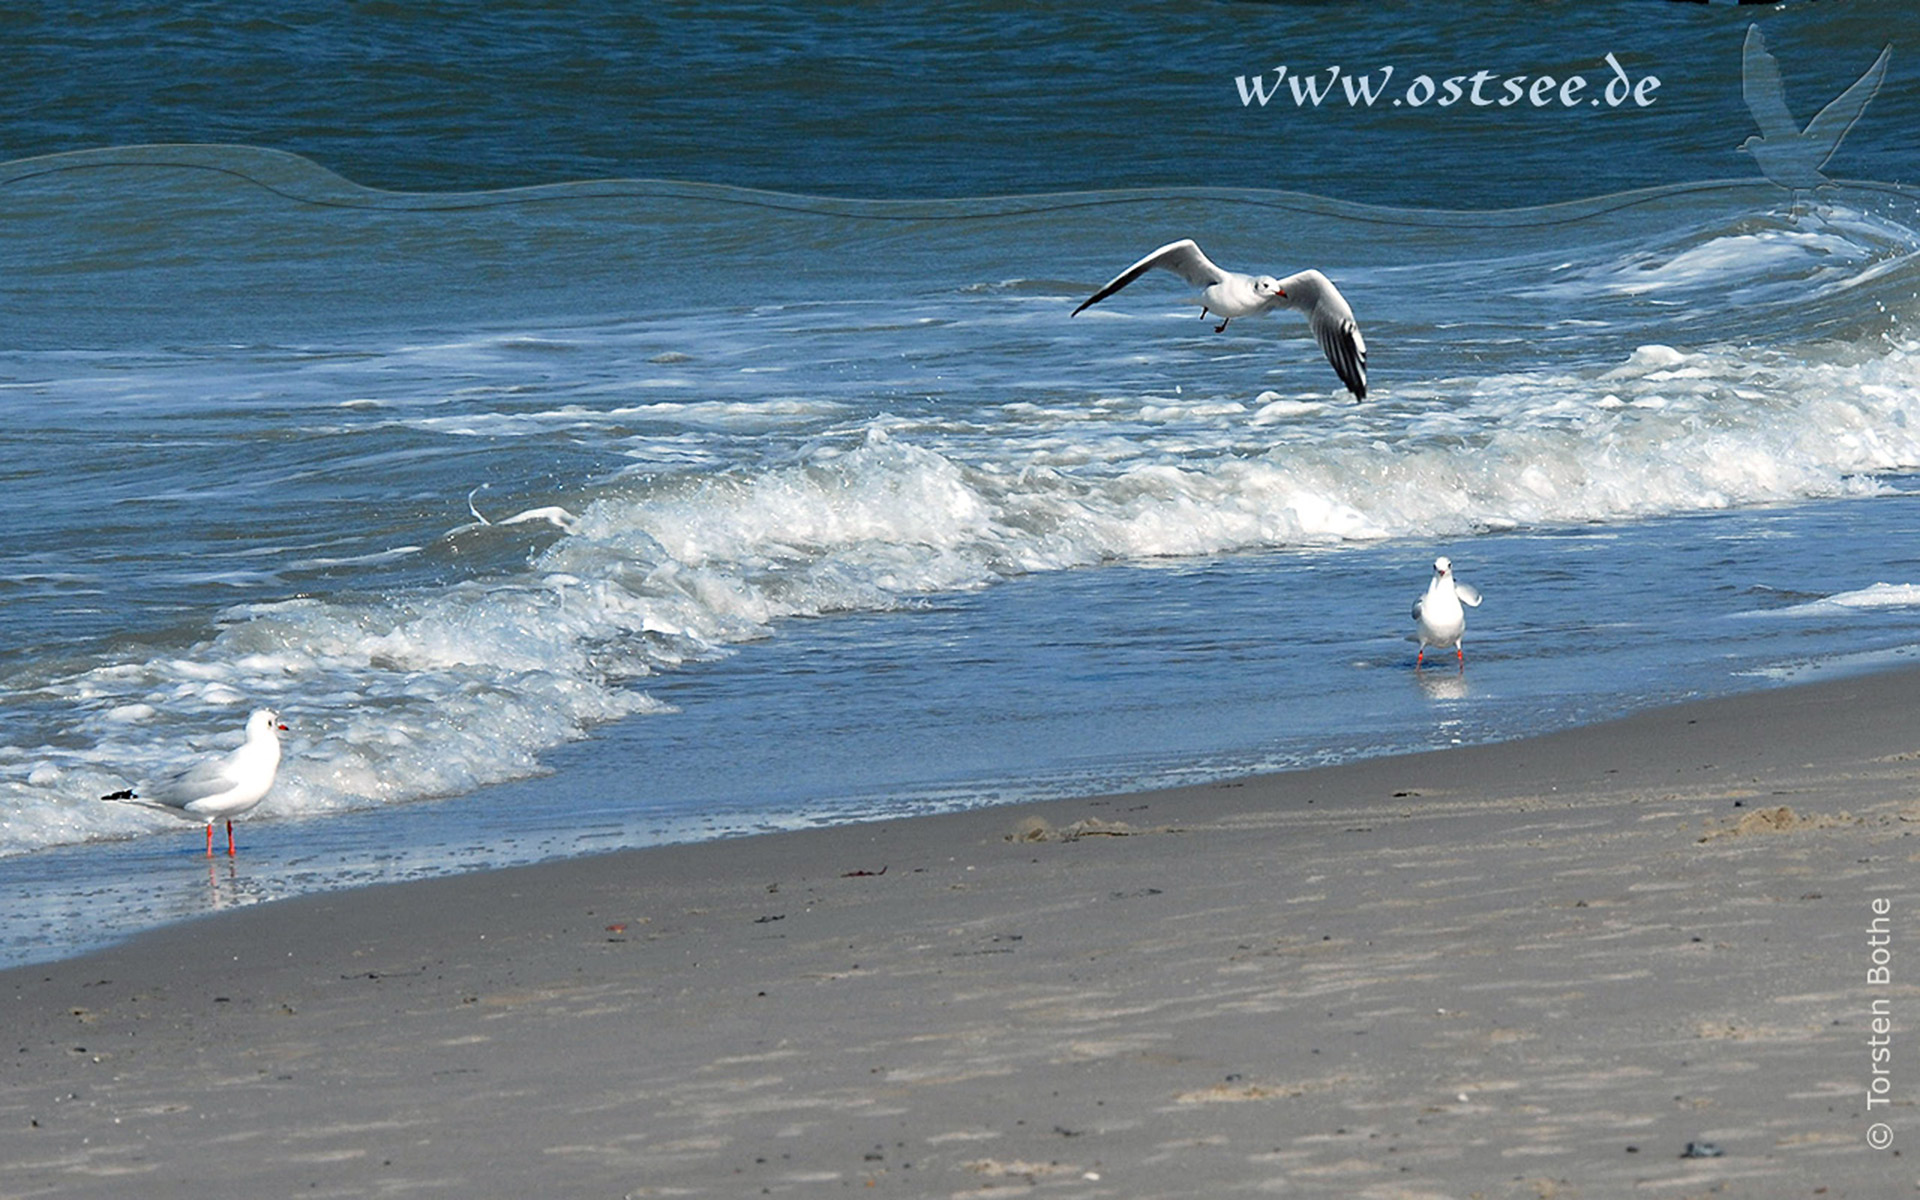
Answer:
1253 274 1285 299
248 708 289 737
1433 556 1452 577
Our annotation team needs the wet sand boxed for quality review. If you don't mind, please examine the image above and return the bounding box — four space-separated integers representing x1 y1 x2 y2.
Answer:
4 667 1918 1198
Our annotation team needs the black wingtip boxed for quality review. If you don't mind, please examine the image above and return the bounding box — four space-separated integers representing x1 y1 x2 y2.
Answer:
101 788 136 801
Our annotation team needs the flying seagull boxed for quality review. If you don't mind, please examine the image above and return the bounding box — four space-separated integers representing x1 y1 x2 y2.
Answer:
1739 24 1890 192
1413 557 1482 668
1071 239 1368 400
102 708 287 856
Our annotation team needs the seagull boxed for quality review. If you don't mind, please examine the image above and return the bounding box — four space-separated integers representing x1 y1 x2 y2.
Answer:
101 708 287 856
1413 557 1482 668
1071 239 1368 400
1739 24 1890 193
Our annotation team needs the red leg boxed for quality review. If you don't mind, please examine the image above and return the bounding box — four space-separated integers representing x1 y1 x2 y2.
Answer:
227 820 237 857
1214 318 1230 333
1416 648 1426 667
205 823 214 857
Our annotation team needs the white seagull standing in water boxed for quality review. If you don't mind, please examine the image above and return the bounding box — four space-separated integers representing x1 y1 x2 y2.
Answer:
1071 238 1368 400
1739 24 1890 194
1413 557 1482 668
102 708 287 856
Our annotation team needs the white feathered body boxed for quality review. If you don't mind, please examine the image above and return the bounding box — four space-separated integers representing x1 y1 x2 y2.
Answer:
145 708 283 822
1197 271 1277 320
1413 559 1481 656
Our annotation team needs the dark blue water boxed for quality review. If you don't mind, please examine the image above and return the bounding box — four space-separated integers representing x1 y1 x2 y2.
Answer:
4 2 1915 202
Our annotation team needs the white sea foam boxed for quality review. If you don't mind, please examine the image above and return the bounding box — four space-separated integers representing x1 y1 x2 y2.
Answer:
1250 396 1329 423
1531 206 1920 303
403 397 848 437
1826 583 1920 608
1760 582 1920 617
11 334 1920 854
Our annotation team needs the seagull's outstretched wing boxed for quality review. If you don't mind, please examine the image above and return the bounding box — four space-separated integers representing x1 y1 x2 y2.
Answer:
1741 26 1800 138
1454 581 1482 608
1072 239 1227 316
1801 42 1891 168
1310 304 1367 401
1286 270 1368 401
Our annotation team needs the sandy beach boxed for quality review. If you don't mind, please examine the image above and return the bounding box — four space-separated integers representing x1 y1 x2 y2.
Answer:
4 667 1917 1198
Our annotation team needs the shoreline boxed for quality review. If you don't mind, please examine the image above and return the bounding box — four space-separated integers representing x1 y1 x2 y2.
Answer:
5 664 1919 1196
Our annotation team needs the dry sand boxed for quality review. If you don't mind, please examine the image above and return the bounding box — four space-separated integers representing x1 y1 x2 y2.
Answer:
5 667 1920 1198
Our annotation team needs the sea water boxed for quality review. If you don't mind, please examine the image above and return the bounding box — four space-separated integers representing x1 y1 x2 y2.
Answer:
3 2 1919 965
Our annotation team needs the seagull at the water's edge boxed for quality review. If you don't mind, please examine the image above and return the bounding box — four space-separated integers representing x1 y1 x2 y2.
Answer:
101 708 287 856
1739 24 1890 193
1070 238 1368 400
1413 557 1481 668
